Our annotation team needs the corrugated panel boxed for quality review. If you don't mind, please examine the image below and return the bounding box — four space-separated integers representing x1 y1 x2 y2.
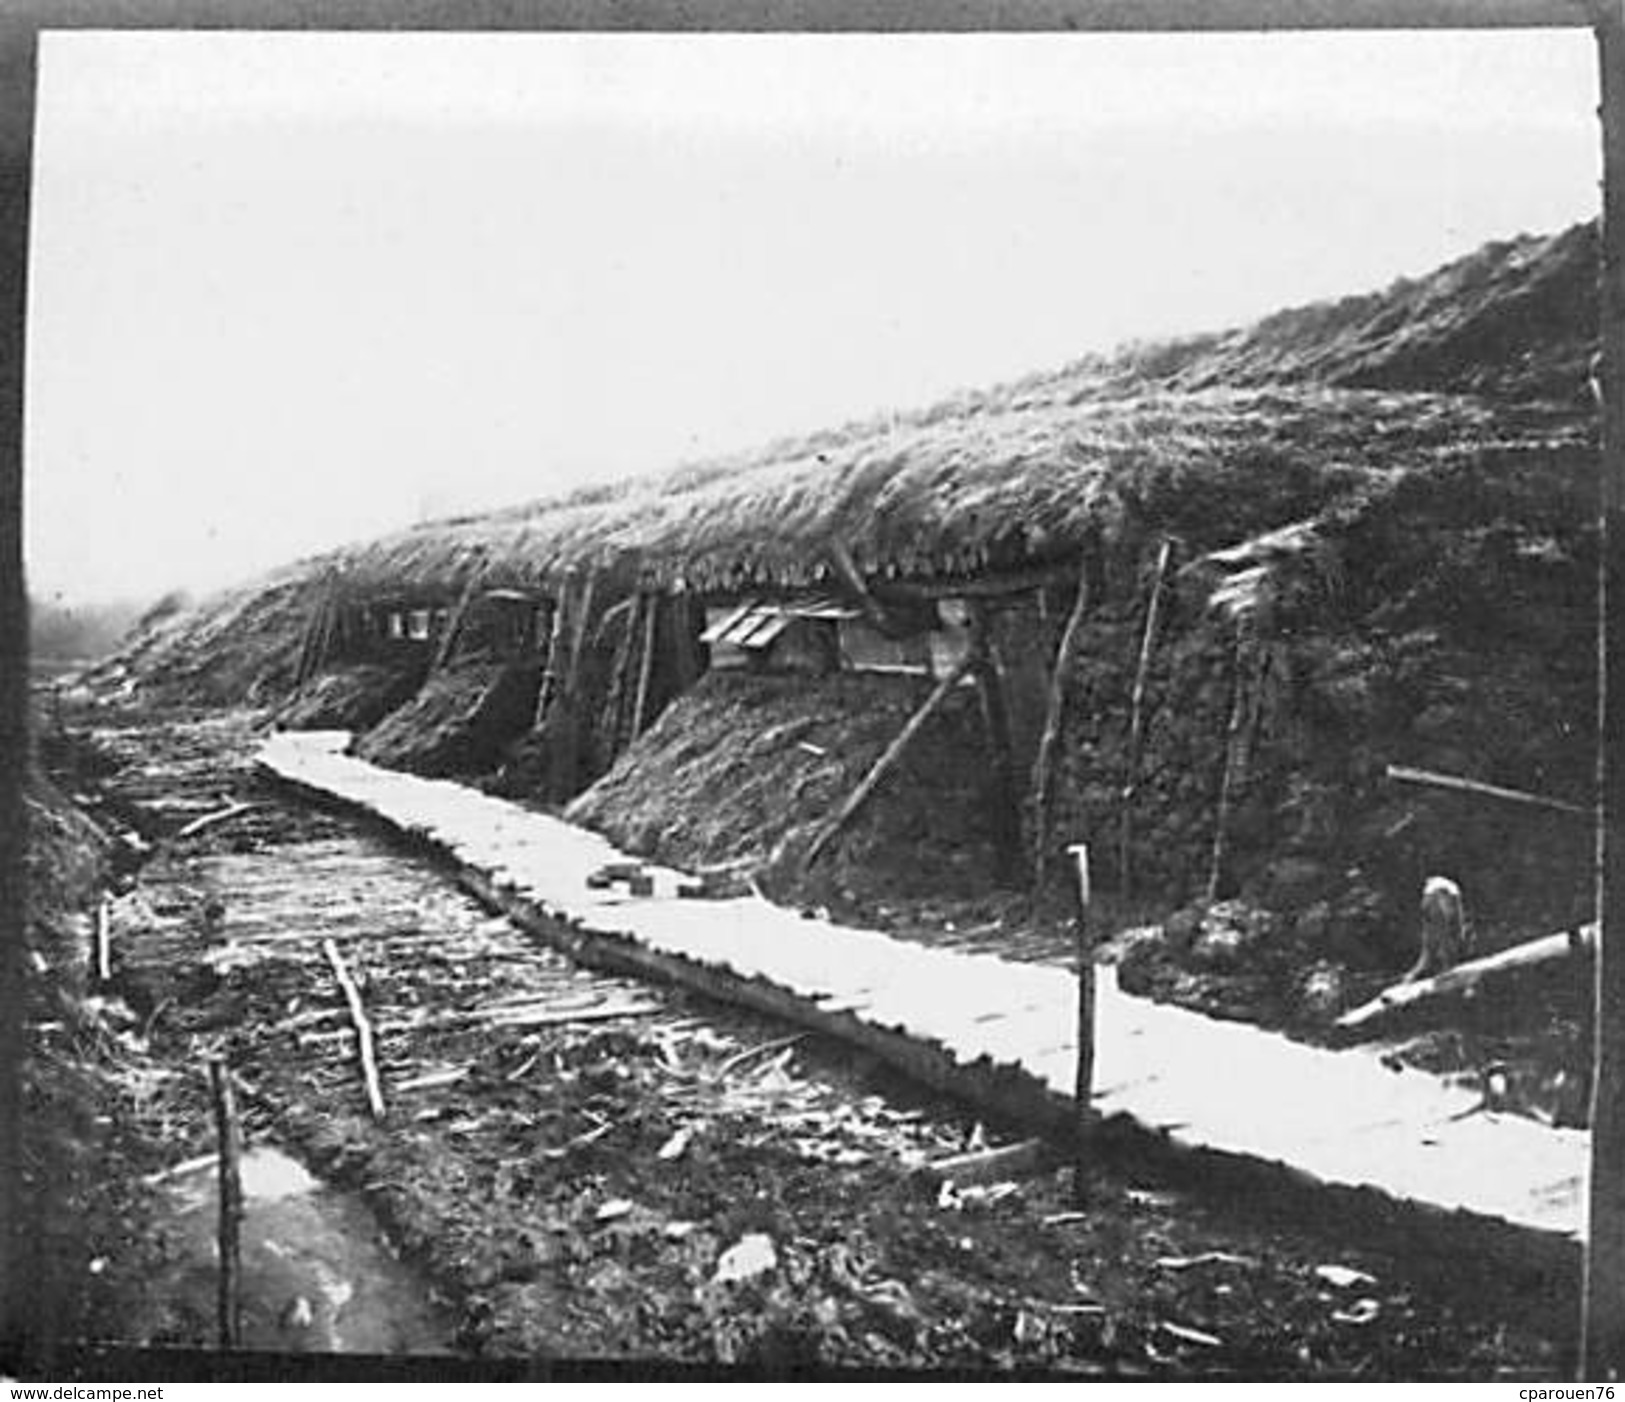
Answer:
699 602 757 646
733 612 791 650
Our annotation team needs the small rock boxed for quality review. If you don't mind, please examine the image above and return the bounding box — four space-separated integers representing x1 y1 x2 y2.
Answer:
712 1233 777 1284
1315 1263 1377 1290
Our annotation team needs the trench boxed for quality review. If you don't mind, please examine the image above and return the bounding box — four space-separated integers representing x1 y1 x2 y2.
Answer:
55 707 1584 1374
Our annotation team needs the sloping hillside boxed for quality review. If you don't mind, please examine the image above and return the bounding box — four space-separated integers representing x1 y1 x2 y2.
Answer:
84 220 1603 969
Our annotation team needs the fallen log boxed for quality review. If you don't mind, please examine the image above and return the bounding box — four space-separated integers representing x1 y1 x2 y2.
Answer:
1336 923 1596 1032
323 937 387 1120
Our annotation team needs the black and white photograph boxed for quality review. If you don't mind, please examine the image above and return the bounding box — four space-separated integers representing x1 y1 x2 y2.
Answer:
9 0 1625 1384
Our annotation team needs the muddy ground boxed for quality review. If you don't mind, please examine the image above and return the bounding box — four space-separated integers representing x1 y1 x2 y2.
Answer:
29 696 1584 1379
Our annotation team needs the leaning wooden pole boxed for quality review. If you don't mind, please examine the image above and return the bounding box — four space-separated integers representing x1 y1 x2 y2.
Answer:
1069 843 1096 1208
1387 762 1591 818
1029 558 1091 896
1585 3 1625 1381
631 590 661 738
1118 537 1174 895
804 648 979 870
431 565 485 675
208 1058 243 1350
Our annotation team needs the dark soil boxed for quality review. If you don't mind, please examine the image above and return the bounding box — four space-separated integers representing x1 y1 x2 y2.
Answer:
28 696 1584 1378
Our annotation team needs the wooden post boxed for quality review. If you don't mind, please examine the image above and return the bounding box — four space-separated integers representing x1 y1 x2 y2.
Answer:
1206 631 1251 902
970 604 1025 884
94 896 110 984
804 648 978 869
1119 537 1174 895
631 589 660 738
604 593 641 759
534 581 571 730
1584 4 1625 1381
1030 558 1091 897
208 1058 243 1350
1069 843 1095 1207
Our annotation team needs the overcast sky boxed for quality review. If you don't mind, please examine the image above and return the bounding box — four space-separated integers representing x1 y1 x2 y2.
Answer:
24 28 1603 607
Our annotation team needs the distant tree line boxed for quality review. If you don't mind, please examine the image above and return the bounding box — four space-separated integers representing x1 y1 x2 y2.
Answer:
28 593 160 660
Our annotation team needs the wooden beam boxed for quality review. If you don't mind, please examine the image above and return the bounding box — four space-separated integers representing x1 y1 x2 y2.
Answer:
1030 558 1092 895
827 540 905 636
430 566 485 675
804 648 979 869
970 603 1026 885
1336 924 1594 1033
533 581 570 731
631 590 660 738
876 561 1078 603
1118 538 1175 895
604 593 641 760
1386 763 1590 819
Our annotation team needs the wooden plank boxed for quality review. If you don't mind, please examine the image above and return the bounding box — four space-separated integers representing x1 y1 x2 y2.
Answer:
259 731 1592 1242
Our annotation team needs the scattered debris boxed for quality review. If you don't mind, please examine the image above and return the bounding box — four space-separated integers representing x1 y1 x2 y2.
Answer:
1155 1251 1259 1272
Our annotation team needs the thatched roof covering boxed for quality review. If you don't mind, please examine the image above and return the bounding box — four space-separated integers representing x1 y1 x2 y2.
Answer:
331 386 1587 600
